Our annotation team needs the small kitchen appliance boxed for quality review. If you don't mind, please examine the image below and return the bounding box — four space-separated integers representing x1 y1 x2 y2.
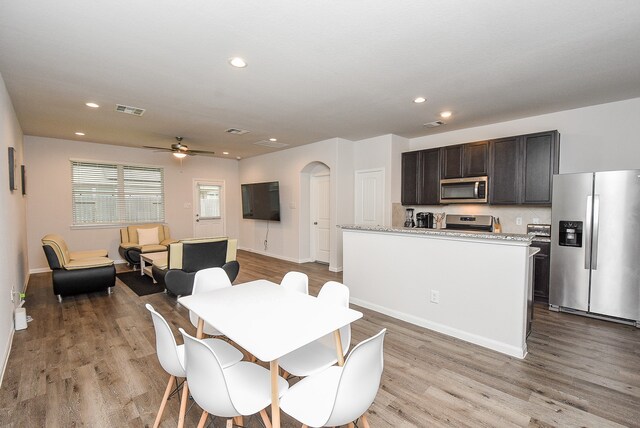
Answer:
404 208 415 228
416 212 434 228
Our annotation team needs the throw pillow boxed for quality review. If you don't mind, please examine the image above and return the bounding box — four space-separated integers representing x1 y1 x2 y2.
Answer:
137 227 160 246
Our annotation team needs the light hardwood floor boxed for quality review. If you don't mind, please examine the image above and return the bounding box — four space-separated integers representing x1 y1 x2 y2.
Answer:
1 250 638 427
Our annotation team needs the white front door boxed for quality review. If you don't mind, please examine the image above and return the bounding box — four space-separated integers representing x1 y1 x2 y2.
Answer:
355 168 385 226
310 174 330 264
193 180 225 238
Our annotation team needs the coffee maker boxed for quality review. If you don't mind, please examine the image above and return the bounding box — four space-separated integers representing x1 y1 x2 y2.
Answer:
416 212 434 228
404 208 415 228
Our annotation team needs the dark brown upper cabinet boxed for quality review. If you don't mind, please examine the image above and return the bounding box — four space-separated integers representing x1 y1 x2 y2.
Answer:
401 148 440 205
440 141 489 179
522 131 559 204
440 145 463 179
401 151 420 205
489 136 520 204
464 141 489 177
489 130 559 205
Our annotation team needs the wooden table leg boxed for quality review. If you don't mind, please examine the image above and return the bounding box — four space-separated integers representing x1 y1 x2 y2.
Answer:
270 359 280 428
196 318 204 338
333 330 345 366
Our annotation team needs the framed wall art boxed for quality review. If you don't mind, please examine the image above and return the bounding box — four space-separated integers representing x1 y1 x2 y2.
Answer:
8 147 17 191
21 164 26 195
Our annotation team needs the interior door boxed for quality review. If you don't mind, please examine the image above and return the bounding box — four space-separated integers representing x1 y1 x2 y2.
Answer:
589 170 640 320
355 168 384 226
310 174 330 264
193 180 225 238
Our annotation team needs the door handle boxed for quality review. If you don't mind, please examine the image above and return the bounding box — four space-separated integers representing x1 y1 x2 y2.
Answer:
584 195 592 269
591 195 600 270
313 222 318 225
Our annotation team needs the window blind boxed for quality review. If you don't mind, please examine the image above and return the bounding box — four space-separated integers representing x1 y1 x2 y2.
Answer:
71 161 165 225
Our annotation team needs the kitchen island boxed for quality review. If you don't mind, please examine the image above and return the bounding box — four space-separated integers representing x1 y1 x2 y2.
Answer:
341 225 536 358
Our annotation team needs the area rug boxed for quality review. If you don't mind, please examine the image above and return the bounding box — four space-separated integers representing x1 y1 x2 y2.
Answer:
116 271 165 296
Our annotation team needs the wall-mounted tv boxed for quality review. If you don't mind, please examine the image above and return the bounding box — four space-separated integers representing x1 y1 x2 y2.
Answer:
241 181 281 221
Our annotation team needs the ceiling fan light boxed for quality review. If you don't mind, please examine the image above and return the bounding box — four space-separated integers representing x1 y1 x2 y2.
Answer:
173 152 187 159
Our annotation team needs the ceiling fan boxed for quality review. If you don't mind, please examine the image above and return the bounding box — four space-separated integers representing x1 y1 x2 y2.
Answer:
144 137 216 158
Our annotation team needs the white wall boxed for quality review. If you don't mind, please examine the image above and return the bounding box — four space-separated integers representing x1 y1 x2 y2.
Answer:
24 136 240 271
353 135 393 225
0 73 27 385
238 138 353 271
409 97 640 174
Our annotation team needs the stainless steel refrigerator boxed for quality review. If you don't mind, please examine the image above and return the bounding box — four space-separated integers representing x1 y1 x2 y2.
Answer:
549 170 640 325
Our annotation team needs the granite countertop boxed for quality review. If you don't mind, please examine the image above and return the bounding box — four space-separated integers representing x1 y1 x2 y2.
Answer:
339 224 533 243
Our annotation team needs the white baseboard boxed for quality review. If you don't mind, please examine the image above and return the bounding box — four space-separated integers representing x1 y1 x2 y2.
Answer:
237 247 305 264
0 325 15 388
329 265 343 273
350 297 527 359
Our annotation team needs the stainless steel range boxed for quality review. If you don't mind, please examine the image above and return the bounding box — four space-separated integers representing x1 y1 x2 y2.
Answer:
444 214 494 232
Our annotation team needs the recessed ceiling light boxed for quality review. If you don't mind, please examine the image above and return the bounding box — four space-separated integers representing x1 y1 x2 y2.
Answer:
222 151 229 155
75 132 85 136
440 111 452 118
85 102 100 108
269 138 277 142
413 97 426 104
236 156 242 160
229 57 247 68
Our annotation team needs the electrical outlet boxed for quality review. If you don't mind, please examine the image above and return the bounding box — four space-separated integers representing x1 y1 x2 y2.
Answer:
533 218 540 224
516 217 523 225
10 286 15 303
430 290 440 304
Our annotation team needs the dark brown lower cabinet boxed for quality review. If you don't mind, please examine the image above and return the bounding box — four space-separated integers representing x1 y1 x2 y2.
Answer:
531 241 550 302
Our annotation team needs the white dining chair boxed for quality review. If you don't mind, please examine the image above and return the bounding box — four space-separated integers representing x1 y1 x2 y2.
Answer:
145 304 243 428
278 281 351 378
179 328 290 428
189 267 232 336
280 271 309 294
280 328 387 428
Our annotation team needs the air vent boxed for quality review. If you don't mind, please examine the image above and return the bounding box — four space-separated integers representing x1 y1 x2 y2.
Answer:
225 128 250 135
254 140 289 149
115 104 145 116
423 120 445 128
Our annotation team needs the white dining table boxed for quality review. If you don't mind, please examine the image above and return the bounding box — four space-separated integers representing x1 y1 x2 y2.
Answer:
177 279 363 428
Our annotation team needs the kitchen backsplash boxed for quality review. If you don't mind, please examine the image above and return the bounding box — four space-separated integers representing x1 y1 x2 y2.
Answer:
392 203 551 234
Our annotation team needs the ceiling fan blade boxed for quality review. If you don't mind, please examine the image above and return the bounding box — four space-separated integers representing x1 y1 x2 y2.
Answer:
187 149 217 156
143 145 174 152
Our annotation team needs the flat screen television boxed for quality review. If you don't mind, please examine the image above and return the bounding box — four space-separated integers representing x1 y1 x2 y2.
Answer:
241 181 281 221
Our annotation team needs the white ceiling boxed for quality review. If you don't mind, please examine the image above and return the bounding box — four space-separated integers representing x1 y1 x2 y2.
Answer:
1 1 639 159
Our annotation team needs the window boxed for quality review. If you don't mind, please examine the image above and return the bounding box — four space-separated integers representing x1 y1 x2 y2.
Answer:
197 184 221 219
71 160 164 226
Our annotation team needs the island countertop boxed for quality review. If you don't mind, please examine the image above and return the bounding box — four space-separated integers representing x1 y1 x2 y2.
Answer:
339 224 533 243
341 225 535 358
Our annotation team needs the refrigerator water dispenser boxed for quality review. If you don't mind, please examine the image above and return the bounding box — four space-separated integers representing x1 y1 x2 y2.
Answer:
558 221 583 247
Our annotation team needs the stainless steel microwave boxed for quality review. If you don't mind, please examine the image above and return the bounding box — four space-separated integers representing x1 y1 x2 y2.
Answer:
440 176 488 204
